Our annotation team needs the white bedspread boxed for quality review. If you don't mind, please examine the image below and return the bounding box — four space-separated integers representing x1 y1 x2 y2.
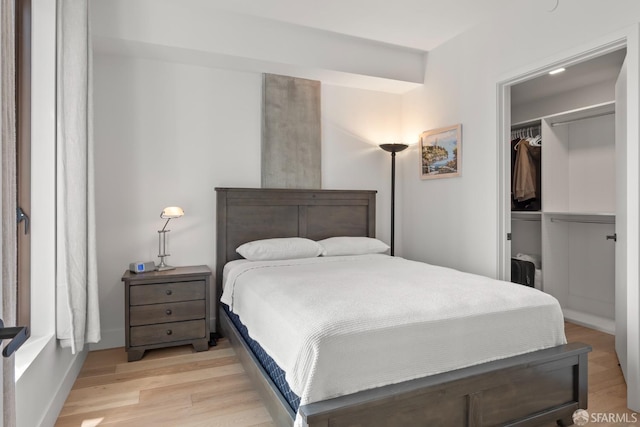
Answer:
221 255 566 424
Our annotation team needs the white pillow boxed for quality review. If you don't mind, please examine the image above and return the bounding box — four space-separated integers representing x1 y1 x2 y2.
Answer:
236 237 324 261
319 237 390 256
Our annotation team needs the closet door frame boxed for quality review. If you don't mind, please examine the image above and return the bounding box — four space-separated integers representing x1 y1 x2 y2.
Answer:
496 28 640 412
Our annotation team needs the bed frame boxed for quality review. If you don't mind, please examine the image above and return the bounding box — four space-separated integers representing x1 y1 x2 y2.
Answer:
215 187 591 427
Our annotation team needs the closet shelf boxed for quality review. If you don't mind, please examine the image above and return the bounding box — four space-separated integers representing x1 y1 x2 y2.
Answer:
511 101 615 128
544 212 615 224
544 211 615 218
546 101 615 127
512 211 542 221
512 211 615 223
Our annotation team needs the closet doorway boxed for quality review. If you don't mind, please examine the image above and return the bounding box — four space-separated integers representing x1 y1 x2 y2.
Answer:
497 37 640 412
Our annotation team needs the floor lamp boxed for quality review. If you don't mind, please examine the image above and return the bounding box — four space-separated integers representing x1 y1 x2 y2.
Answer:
380 143 408 256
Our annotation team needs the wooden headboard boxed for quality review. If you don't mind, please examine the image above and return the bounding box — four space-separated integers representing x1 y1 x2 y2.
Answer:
214 188 376 330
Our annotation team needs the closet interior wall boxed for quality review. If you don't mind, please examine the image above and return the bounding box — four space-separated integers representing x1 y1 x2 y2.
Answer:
510 122 543 288
511 85 618 333
542 108 616 332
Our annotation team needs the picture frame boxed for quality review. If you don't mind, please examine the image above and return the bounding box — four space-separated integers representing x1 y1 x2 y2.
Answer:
419 124 462 179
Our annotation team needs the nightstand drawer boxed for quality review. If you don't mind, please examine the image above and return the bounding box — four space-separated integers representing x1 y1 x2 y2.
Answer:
130 300 205 326
130 319 206 347
130 280 205 305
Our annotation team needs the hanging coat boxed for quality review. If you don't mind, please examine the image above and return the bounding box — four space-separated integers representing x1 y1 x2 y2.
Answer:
513 140 538 202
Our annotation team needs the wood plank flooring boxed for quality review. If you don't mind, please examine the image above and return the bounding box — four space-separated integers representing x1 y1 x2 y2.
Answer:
560 322 636 425
55 322 634 427
54 341 274 427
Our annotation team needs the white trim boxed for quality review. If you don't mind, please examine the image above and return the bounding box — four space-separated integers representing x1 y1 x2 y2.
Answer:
623 23 640 412
563 309 615 335
14 334 52 381
495 79 511 280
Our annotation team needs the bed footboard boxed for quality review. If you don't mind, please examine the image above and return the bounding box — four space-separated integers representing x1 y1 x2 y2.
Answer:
300 342 590 427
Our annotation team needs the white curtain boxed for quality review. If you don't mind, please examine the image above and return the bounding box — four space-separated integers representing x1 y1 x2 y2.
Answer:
55 0 100 354
1 0 17 425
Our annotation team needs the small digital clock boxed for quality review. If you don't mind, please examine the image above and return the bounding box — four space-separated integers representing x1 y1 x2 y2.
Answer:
129 261 157 274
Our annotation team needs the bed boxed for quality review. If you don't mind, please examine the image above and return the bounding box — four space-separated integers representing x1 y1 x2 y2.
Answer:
215 188 591 427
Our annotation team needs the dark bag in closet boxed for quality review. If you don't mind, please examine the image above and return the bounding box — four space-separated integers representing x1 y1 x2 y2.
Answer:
511 258 535 287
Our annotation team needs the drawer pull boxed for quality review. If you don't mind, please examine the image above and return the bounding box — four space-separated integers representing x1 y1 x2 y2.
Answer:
166 289 173 296
166 329 172 335
165 309 172 315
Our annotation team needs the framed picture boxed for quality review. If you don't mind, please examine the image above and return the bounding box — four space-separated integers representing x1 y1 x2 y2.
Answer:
419 124 462 179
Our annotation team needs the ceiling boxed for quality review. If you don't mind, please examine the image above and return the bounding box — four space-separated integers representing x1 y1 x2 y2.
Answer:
96 0 623 96
511 48 627 106
201 0 518 51
195 0 623 99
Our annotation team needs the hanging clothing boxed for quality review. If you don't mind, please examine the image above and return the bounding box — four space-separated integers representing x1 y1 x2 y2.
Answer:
513 139 541 203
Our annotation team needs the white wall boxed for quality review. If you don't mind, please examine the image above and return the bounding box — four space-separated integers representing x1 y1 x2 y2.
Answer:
400 0 640 276
93 54 261 347
321 84 403 250
399 0 640 410
92 53 402 348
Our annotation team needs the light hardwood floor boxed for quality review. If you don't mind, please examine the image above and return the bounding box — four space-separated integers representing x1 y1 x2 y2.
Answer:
55 322 634 427
559 322 636 426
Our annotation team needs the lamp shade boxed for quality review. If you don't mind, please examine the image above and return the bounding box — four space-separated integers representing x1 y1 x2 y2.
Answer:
161 206 184 219
379 143 408 153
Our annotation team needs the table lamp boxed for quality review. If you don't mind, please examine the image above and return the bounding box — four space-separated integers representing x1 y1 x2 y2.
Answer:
157 206 184 271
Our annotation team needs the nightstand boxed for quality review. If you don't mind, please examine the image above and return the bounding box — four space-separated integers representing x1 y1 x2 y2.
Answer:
122 265 211 362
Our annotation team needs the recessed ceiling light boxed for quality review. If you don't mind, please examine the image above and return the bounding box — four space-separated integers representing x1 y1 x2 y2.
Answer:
549 68 566 75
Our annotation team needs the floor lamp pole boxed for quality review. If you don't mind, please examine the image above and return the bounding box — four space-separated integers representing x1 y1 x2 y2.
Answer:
379 143 408 256
390 151 397 256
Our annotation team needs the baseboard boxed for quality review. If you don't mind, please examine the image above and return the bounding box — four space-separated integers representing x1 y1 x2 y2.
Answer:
563 308 615 335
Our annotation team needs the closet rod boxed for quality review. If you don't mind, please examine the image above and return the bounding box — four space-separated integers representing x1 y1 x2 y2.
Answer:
550 111 614 127
550 218 614 225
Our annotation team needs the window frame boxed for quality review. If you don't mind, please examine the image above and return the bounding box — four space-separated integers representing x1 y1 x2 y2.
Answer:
16 0 31 333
